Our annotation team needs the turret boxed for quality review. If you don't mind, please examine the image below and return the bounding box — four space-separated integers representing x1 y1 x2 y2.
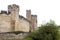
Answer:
26 9 37 32
26 10 31 21
8 4 19 20
26 10 32 32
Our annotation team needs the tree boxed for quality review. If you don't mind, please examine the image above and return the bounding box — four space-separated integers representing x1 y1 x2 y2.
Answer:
30 21 59 40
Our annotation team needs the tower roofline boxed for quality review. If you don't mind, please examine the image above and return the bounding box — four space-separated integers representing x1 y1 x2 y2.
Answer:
8 4 19 8
31 15 37 17
26 10 31 12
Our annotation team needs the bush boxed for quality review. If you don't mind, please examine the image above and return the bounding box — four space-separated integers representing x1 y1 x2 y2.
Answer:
6 31 23 35
30 21 60 40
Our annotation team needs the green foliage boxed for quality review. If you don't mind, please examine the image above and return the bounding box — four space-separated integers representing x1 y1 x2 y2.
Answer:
30 21 60 40
6 31 23 35
22 37 33 40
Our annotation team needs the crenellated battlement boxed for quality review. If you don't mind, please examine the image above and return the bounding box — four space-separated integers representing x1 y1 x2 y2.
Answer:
0 10 8 14
8 4 19 13
8 4 19 9
31 15 37 17
26 10 31 13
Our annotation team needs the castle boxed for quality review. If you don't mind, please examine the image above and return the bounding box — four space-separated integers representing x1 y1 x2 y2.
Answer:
0 4 37 32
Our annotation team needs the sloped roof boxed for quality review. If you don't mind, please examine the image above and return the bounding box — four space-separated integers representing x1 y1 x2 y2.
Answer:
19 15 31 23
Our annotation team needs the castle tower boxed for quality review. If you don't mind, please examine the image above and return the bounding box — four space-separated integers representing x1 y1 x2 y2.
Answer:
26 10 31 21
8 4 19 31
26 10 32 31
8 4 19 20
31 15 37 31
26 10 37 32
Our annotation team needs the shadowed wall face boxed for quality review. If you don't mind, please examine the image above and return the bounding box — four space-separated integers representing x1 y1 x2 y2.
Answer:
31 15 37 31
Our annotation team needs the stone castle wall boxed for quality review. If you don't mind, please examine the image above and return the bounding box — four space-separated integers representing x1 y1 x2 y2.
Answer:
0 14 12 32
15 18 30 32
0 4 30 32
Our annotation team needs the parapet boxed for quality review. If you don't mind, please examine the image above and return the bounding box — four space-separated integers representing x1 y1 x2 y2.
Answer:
0 10 7 14
12 4 19 8
8 4 19 9
26 10 31 13
31 15 37 17
8 4 19 12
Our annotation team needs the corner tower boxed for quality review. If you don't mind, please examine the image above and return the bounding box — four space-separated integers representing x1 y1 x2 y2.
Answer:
26 10 37 32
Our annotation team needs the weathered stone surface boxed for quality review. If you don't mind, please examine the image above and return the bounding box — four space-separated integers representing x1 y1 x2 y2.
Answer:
0 33 29 39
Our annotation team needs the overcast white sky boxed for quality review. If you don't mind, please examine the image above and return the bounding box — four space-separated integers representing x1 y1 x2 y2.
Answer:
0 0 60 26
